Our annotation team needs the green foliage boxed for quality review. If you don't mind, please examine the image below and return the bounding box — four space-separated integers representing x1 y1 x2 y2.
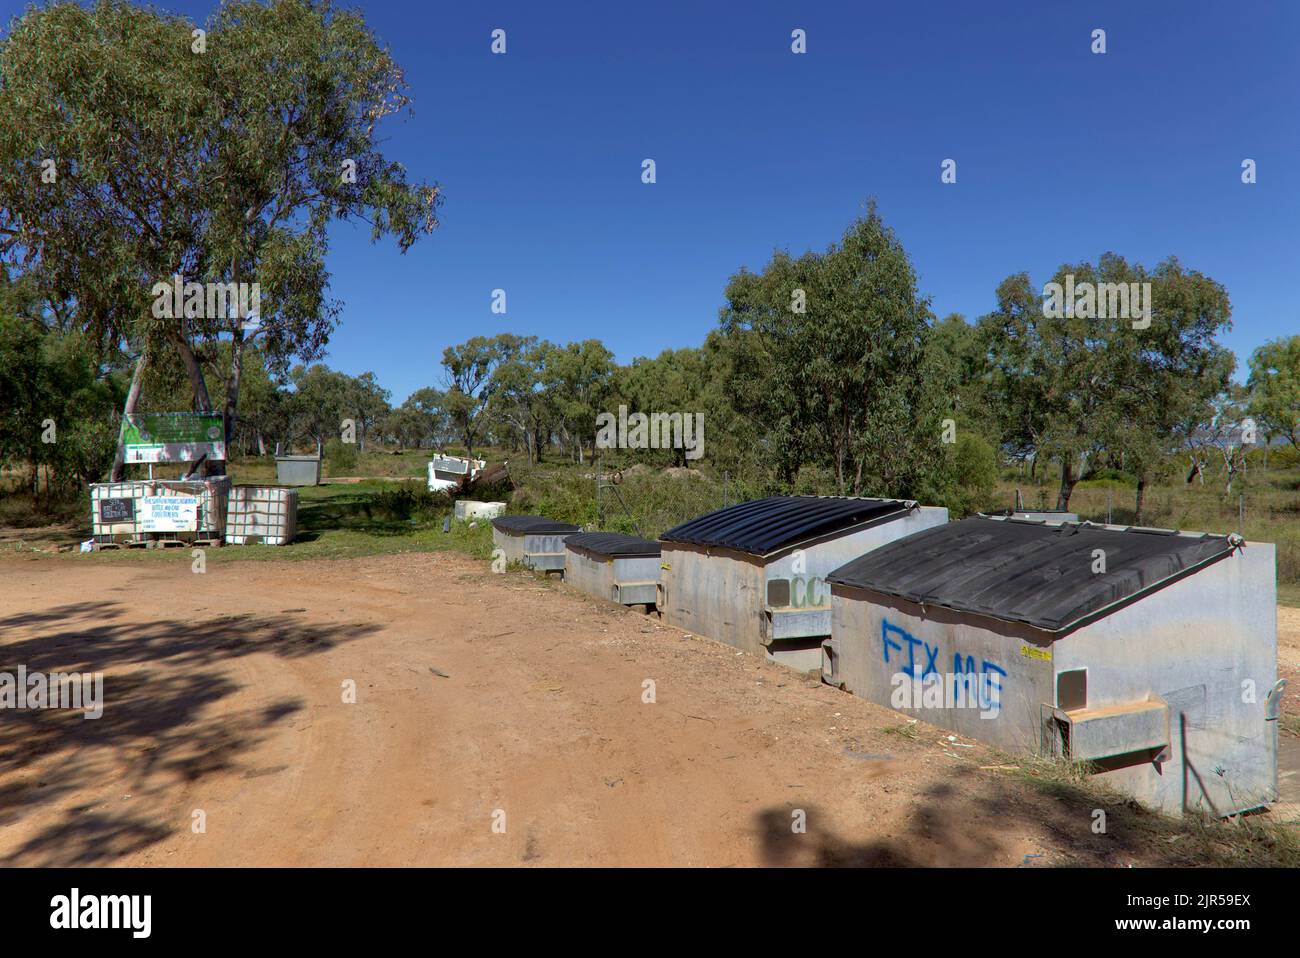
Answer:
0 0 439 457
536 339 616 463
1076 469 1137 490
0 284 120 498
950 434 999 515
978 254 1233 510
380 387 450 450
505 461 738 538
370 481 446 522
441 334 534 457
290 364 391 450
445 516 494 559
1248 335 1300 448
910 433 998 518
323 437 358 474
717 201 945 496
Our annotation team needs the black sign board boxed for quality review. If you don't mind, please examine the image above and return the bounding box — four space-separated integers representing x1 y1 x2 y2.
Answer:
98 498 135 523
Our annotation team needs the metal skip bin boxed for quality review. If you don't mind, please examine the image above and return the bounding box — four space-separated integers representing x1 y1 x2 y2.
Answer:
226 486 299 546
657 496 949 673
564 532 662 608
490 515 581 573
275 454 322 486
824 515 1278 817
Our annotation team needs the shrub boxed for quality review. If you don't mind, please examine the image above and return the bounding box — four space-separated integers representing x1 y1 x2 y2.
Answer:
324 438 358 474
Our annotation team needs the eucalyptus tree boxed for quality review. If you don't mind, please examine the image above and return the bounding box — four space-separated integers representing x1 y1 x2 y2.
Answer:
1248 335 1300 451
536 339 616 464
0 0 440 479
486 337 546 462
979 254 1231 514
441 334 533 458
719 204 942 496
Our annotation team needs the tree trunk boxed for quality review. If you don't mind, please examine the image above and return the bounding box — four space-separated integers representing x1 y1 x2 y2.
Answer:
172 328 225 476
175 329 213 411
223 327 245 469
110 347 148 482
1134 474 1147 525
1056 456 1077 511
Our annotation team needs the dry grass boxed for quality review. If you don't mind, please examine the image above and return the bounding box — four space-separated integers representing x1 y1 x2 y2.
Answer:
992 750 1300 866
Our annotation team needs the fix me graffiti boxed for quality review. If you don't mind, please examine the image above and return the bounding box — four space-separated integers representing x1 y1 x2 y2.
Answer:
881 620 1006 718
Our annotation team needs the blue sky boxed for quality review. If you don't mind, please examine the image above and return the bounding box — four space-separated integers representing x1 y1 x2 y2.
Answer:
6 1 1297 402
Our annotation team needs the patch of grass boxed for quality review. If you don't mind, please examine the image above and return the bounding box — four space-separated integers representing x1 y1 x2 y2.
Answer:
506 460 732 538
6 477 496 566
0 487 86 530
446 517 495 560
988 749 1300 867
882 721 920 739
996 461 1300 591
998 749 1104 793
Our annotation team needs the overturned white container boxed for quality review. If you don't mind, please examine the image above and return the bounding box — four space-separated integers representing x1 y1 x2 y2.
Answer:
226 486 299 545
564 532 662 607
454 500 506 521
429 455 485 493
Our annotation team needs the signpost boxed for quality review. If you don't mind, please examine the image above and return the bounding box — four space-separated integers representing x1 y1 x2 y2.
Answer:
140 496 199 533
97 498 135 524
122 413 225 465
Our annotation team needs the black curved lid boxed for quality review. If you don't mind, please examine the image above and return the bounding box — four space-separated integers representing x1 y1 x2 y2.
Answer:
827 515 1238 634
566 532 661 558
490 515 581 535
660 496 914 557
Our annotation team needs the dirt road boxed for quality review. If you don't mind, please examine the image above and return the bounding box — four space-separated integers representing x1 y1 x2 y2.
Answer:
0 551 1295 867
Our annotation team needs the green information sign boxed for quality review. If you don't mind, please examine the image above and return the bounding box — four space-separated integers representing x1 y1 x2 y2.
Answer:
123 413 226 464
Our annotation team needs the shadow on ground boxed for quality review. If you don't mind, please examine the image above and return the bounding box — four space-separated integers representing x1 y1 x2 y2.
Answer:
0 600 379 865
754 763 1300 867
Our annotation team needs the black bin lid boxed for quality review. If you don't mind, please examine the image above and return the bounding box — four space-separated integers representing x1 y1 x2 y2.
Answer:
827 516 1237 633
491 515 581 535
566 532 661 559
660 496 914 557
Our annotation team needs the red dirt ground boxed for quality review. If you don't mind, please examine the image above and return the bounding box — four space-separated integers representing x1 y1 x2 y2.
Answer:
0 550 1296 866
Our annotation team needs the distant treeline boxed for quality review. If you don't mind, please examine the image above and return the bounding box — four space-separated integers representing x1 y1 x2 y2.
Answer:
3 206 1298 521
